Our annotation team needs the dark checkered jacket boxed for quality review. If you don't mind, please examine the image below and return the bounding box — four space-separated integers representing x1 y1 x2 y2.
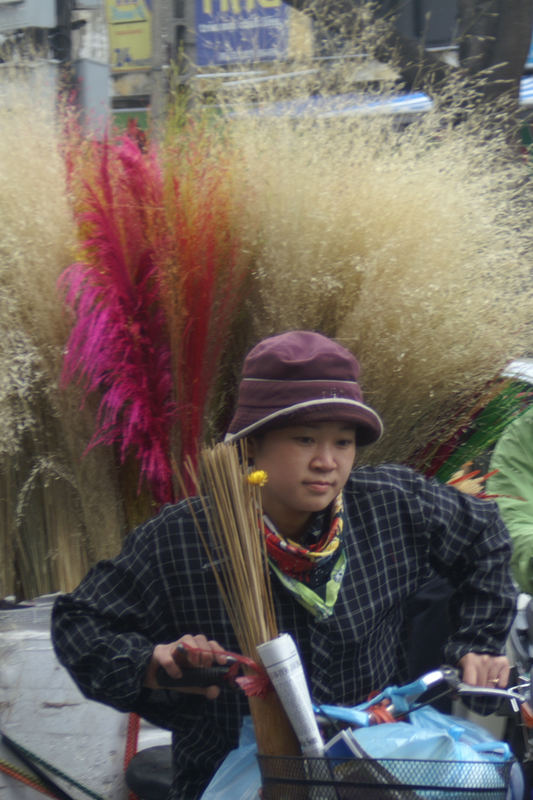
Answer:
51 464 517 799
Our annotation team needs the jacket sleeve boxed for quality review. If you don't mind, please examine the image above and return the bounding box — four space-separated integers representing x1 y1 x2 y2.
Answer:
51 504 222 732
51 521 170 713
410 470 518 665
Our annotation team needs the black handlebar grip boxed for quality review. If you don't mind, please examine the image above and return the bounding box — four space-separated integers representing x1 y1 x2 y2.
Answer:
155 664 233 688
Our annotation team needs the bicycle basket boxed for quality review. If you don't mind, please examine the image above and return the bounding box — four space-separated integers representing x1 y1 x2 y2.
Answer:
257 755 514 799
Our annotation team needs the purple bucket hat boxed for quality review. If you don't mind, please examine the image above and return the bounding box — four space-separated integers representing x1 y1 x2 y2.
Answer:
225 331 383 446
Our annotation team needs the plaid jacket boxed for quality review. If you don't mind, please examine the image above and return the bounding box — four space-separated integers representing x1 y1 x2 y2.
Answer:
51 464 517 799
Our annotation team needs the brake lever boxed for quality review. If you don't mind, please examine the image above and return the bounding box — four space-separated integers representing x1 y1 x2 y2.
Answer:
438 666 523 704
455 682 525 702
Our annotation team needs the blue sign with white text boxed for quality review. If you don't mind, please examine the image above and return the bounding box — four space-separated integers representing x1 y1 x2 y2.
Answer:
195 0 288 66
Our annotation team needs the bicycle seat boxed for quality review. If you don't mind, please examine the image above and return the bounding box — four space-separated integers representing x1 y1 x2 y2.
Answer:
125 745 173 800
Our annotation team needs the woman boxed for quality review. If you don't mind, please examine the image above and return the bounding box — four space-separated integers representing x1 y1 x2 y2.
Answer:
52 330 515 799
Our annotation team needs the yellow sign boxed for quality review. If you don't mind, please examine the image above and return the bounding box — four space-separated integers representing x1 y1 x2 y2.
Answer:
106 0 152 72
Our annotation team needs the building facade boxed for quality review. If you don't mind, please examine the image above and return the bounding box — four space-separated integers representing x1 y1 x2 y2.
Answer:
5 1 528 133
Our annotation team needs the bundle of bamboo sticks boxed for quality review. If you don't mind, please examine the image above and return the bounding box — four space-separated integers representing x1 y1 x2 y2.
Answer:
184 440 301 757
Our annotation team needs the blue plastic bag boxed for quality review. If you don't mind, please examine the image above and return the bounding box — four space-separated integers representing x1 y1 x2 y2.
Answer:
200 716 261 800
344 705 522 799
201 707 523 800
353 705 511 759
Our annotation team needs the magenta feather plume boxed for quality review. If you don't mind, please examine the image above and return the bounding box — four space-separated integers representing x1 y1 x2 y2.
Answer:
60 128 251 506
60 135 176 504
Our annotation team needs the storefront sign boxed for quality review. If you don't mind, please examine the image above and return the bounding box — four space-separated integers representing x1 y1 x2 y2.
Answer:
195 0 288 65
106 0 152 72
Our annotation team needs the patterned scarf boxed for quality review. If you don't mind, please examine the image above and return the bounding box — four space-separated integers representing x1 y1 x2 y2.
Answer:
263 493 346 620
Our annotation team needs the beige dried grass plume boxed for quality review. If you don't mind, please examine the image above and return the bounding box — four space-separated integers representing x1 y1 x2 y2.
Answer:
0 73 125 598
206 47 533 465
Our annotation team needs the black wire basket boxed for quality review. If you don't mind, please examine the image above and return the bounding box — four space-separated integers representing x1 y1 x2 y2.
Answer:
257 754 515 799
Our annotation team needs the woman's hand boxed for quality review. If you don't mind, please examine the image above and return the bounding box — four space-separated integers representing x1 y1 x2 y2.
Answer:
144 633 229 699
458 652 510 689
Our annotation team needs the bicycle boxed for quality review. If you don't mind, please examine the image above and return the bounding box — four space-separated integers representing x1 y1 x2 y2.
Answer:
128 663 532 800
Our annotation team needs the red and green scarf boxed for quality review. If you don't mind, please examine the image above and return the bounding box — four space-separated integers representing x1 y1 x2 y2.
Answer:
262 493 346 620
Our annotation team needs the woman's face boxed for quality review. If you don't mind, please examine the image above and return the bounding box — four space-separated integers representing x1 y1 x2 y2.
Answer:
249 421 356 541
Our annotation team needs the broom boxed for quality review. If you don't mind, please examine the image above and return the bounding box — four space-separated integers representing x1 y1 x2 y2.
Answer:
182 440 301 758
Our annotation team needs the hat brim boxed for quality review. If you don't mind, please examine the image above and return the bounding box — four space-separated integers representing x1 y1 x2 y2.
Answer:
225 398 383 446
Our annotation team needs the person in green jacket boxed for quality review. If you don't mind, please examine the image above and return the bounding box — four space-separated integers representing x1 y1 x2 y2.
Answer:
488 404 533 594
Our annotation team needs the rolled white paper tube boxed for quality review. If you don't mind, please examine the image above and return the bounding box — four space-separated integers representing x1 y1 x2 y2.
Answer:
256 633 324 757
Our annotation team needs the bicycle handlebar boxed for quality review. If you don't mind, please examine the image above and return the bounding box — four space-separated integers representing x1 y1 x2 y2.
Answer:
314 666 533 729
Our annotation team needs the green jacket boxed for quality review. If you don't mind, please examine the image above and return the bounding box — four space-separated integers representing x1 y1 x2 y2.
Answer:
488 405 533 593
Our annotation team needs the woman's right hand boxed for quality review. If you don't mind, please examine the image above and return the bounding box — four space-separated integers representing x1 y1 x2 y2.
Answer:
144 633 229 699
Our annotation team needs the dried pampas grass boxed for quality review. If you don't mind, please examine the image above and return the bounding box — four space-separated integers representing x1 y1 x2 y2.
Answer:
0 72 125 599
199 51 533 465
4 2 533 597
